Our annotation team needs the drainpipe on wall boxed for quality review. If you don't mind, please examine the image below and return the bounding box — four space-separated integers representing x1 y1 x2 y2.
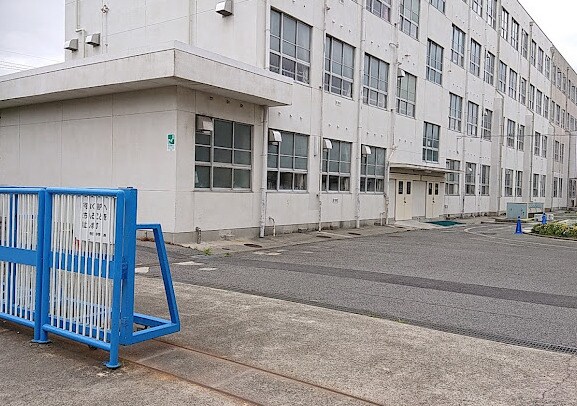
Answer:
461 6 473 218
318 0 330 232
354 6 367 229
259 3 272 238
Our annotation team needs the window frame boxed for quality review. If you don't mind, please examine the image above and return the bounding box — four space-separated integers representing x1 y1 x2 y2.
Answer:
426 39 444 85
400 0 421 39
363 53 389 109
465 162 476 195
451 25 466 67
397 72 417 118
423 122 440 163
321 139 352 193
467 101 479 137
445 159 460 196
360 145 387 193
480 165 490 196
267 131 309 192
324 35 355 98
449 93 463 132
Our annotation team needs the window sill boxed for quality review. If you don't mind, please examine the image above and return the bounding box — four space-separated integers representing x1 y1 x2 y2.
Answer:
194 189 253 193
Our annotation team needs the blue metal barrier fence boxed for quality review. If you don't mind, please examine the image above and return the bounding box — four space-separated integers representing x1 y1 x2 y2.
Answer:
0 187 180 368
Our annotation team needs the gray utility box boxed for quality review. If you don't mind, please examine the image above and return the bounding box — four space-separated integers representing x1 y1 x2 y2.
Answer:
506 202 545 220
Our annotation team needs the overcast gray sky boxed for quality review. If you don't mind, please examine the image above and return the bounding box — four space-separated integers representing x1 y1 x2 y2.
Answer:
0 0 576 76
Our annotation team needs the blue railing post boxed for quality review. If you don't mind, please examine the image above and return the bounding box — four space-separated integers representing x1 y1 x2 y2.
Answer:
37 191 53 344
32 190 47 343
119 188 137 345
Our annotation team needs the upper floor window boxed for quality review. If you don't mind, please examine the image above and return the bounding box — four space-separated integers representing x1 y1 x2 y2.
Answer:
423 122 440 162
195 117 252 190
521 30 529 59
482 108 492 141
467 101 479 137
429 0 445 13
500 8 509 40
324 36 354 98
498 61 507 93
397 72 417 117
530 40 537 66
451 25 466 67
366 0 392 21
400 0 421 39
510 19 519 50
426 39 444 85
486 0 497 29
449 93 463 131
484 51 495 85
545 56 551 78
267 132 308 191
508 69 517 100
270 10 311 84
537 48 544 73
363 54 389 108
519 78 527 105
472 0 483 16
469 39 481 77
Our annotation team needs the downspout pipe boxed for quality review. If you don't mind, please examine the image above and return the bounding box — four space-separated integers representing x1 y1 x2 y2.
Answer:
259 3 272 238
354 6 367 229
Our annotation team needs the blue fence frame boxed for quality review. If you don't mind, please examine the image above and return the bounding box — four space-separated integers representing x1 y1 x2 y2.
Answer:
0 187 180 369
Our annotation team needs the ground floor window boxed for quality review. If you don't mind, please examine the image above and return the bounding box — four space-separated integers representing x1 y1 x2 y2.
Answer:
504 169 513 197
267 131 308 191
322 139 351 192
515 171 523 197
532 174 539 198
480 165 490 195
445 159 460 195
195 116 252 190
465 162 476 195
360 145 386 193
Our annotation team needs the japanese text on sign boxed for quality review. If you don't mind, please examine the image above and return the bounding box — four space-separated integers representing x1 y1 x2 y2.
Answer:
74 199 112 243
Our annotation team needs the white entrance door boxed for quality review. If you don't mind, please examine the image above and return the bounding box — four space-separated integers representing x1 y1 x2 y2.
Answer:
395 180 413 220
425 182 441 218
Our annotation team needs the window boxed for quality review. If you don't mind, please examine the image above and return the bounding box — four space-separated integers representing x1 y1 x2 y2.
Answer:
506 119 515 148
545 56 551 78
556 103 561 125
449 93 463 131
498 61 507 93
553 177 559 198
486 0 497 29
515 171 523 197
321 140 351 192
510 18 519 49
504 169 513 197
531 174 540 197
542 135 547 158
324 36 354 97
544 96 549 119
554 140 560 161
446 160 460 195
528 84 535 110
535 90 542 115
537 48 544 73
400 0 420 39
480 165 490 195
422 122 440 162
521 30 529 59
472 0 483 15
195 117 252 190
360 146 386 193
508 69 517 99
530 40 537 66
482 109 492 140
397 72 417 117
517 125 525 151
484 51 495 85
561 143 565 163
560 178 563 198
469 39 481 76
541 174 546 197
429 0 445 13
363 54 389 108
534 132 541 156
451 25 466 67
519 78 527 105
367 0 391 21
426 40 443 85
467 102 479 136
465 162 476 195
500 8 509 40
270 10 311 83
562 109 566 128
267 132 308 191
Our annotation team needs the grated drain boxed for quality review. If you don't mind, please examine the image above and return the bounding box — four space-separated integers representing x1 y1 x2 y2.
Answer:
173 281 577 356
348 232 362 236
244 243 263 248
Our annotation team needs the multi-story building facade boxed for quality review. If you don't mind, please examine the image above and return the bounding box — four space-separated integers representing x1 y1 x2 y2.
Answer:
1 0 576 241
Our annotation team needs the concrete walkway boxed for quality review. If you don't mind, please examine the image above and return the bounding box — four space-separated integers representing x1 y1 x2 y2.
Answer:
2 275 576 405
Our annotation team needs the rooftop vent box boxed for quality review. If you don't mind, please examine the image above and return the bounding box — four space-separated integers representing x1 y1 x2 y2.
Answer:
64 39 78 51
85 33 101 46
216 0 233 16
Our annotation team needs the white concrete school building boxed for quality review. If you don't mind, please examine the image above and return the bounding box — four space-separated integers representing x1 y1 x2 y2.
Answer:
1 0 577 242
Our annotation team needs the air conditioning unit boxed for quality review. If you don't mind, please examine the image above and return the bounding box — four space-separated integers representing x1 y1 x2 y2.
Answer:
216 0 233 16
